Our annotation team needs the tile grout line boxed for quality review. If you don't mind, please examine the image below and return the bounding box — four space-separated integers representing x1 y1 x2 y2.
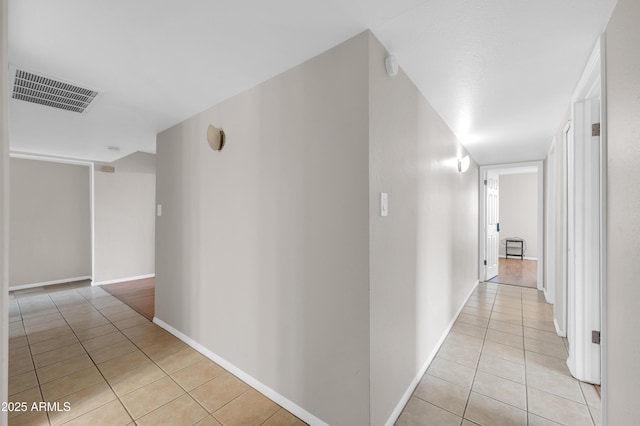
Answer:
576 379 598 426
54 288 140 425
71 286 209 424
64 287 208 424
521 288 530 426
13 294 53 425
460 283 496 424
470 285 532 421
15 285 298 425
72 286 265 424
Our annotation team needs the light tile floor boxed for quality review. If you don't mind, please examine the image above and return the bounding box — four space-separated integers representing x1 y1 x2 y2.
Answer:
396 282 601 426
8 282 306 425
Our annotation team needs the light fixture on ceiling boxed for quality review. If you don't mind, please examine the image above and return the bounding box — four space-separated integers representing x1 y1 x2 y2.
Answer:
107 146 120 152
385 55 398 77
458 155 471 173
207 124 226 151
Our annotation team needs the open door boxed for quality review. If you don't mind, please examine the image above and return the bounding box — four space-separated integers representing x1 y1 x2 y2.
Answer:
567 97 601 384
485 170 499 280
564 36 604 386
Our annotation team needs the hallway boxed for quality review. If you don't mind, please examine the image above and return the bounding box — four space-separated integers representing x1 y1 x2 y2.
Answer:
8 280 600 425
396 282 600 426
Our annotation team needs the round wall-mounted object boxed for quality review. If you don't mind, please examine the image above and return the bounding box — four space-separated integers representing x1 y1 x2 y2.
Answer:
385 55 399 77
207 124 226 151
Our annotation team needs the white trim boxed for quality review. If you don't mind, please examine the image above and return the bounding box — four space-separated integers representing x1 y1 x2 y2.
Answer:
479 161 544 289
545 138 557 305
90 161 95 283
153 317 330 426
566 36 603 385
598 31 608 426
9 152 93 167
385 280 480 426
501 256 538 261
92 274 155 286
9 276 92 291
554 317 566 338
572 41 602 102
560 120 572 337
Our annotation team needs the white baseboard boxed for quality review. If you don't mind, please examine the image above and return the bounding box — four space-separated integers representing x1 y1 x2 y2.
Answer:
384 280 480 426
554 317 566 337
543 287 554 305
92 274 155 286
153 317 329 426
9 276 92 291
500 256 538 261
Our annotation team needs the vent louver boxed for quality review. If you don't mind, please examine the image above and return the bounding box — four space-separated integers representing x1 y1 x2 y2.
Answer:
12 69 98 114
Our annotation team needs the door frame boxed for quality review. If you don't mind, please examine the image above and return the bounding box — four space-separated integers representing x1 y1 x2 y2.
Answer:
485 170 500 280
545 140 556 305
564 35 606 386
479 161 544 289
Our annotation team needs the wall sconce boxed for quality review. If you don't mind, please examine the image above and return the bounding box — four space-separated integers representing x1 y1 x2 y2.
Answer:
207 124 226 151
385 55 398 77
458 155 471 173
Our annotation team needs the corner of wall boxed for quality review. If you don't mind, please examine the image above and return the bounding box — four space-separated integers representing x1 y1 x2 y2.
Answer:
367 32 479 426
155 32 371 426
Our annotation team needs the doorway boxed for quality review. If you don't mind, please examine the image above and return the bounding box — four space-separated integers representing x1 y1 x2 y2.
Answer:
479 162 544 291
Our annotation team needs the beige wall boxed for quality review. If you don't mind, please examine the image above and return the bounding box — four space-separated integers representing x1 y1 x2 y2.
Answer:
1 0 9 420
94 152 155 284
605 0 640 423
9 158 91 287
157 30 479 425
499 173 538 258
368 33 479 425
156 33 371 425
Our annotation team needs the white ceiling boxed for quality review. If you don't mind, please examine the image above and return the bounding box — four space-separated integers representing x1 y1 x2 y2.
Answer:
8 0 617 164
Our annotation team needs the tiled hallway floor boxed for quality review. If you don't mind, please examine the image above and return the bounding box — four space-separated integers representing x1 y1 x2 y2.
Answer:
8 282 306 425
9 281 601 425
396 282 601 426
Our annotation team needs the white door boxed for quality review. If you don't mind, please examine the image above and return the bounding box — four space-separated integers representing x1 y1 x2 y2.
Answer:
567 97 601 384
485 171 500 280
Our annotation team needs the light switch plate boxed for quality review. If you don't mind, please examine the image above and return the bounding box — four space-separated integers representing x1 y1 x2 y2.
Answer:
380 193 388 217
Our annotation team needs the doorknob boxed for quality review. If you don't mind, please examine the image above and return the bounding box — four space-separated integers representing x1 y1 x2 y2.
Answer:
497 223 501 232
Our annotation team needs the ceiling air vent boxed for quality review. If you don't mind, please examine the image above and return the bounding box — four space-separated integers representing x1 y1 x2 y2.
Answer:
12 69 98 114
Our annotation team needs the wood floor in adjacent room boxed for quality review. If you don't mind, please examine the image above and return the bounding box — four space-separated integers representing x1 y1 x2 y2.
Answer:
100 278 155 320
489 258 537 288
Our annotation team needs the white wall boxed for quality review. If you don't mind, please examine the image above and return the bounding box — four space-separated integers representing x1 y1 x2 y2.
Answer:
547 109 570 335
93 152 155 284
605 0 640 422
156 32 371 425
368 33 479 425
9 158 91 287
499 173 538 258
1 0 9 422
